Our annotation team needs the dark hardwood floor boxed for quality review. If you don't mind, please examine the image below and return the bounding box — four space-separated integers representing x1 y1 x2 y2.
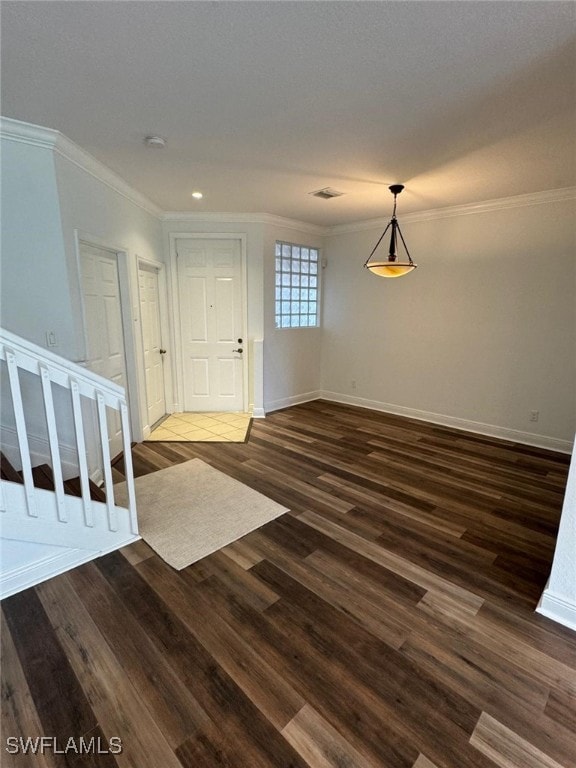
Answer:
2 401 575 767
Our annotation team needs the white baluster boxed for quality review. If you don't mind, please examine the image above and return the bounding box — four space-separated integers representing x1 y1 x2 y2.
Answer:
1 330 140 540
39 365 67 522
5 349 37 517
96 391 117 531
120 400 138 534
69 378 93 527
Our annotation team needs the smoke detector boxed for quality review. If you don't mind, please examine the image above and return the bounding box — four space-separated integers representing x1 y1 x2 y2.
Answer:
309 187 345 200
144 135 167 149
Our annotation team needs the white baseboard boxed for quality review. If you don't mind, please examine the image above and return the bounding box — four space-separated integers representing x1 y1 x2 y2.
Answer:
0 425 80 477
0 534 140 600
536 588 576 632
319 391 573 454
1 423 111 486
252 407 266 419
264 390 322 414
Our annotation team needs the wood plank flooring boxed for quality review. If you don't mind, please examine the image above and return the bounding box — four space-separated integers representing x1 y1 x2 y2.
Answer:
2 401 575 767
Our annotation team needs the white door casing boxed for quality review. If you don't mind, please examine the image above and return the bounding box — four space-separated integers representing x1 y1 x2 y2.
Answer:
176 237 245 412
79 243 127 461
138 263 167 427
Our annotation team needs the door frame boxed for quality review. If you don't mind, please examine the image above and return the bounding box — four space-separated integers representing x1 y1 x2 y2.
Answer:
168 233 249 413
74 230 142 441
136 257 172 437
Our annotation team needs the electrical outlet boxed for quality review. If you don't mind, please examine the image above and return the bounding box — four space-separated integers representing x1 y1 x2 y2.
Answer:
529 410 539 422
46 331 57 347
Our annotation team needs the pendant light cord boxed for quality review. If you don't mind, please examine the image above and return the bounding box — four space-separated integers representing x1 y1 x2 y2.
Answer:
363 220 393 265
363 189 413 266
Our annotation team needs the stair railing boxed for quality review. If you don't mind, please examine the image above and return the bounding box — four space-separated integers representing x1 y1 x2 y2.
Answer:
0 328 137 535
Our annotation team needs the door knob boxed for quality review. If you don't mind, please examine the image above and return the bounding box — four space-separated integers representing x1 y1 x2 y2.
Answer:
159 349 167 354
232 348 243 354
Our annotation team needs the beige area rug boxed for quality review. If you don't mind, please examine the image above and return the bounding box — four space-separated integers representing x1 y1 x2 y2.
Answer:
114 459 288 569
146 412 252 443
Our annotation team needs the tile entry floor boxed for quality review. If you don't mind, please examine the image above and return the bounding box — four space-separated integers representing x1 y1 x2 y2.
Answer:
146 412 251 443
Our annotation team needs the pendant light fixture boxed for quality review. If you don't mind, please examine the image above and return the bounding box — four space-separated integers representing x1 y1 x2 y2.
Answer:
364 184 417 278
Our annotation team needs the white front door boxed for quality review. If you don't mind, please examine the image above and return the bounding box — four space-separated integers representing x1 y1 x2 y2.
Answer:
176 237 244 412
138 263 167 427
80 243 127 460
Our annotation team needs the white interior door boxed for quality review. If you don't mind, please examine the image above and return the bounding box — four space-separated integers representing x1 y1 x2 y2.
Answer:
80 243 127 460
176 237 244 412
138 263 166 427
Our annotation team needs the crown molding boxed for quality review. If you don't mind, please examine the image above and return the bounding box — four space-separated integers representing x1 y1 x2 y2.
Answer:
326 186 576 235
0 116 61 149
0 116 162 219
3 117 573 233
53 135 163 219
161 210 327 236
258 212 327 236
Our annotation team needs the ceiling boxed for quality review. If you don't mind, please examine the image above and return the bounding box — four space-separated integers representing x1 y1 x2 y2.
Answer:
2 1 575 226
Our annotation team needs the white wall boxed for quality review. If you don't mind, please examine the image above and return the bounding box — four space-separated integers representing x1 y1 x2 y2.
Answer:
1 124 164 455
3 121 574 451
54 153 163 358
263 223 324 411
0 138 80 467
1 118 323 447
538 434 576 631
2 120 575 616
54 153 164 437
0 138 73 350
0 126 161 586
322 197 576 450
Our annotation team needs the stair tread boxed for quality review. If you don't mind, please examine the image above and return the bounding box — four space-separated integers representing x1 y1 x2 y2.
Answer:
1 458 107 503
64 476 106 503
31 464 55 491
0 453 21 483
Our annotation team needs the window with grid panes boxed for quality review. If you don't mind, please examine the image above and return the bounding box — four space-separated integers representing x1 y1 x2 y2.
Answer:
275 242 320 328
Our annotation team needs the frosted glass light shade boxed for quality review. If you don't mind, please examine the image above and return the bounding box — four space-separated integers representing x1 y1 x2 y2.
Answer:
366 261 417 278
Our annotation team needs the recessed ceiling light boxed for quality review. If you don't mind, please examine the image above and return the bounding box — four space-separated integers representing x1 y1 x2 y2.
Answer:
191 191 203 199
144 135 166 149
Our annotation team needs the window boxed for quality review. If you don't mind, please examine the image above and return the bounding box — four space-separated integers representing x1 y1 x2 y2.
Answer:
275 241 320 328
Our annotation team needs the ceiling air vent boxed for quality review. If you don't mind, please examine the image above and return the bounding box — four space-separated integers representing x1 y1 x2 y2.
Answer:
310 187 345 200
